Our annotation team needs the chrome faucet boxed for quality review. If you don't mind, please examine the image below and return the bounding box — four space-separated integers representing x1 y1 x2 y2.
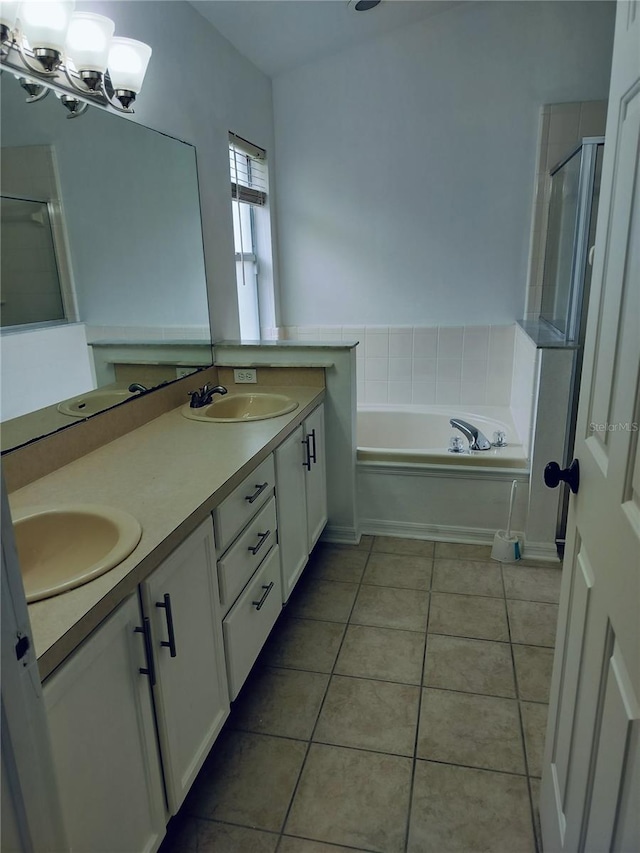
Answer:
128 383 148 393
449 418 492 451
189 383 228 408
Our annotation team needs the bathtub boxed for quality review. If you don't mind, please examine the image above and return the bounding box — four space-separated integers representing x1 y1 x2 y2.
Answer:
357 405 530 543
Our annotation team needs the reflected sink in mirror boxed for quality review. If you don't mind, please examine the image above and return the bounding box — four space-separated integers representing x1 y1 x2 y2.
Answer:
12 504 142 603
57 389 137 418
182 393 299 422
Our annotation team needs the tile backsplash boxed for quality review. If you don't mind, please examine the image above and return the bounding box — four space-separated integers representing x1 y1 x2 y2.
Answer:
282 324 517 408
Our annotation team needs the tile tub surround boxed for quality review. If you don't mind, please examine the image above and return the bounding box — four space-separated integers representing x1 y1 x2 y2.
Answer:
160 536 559 853
282 324 517 408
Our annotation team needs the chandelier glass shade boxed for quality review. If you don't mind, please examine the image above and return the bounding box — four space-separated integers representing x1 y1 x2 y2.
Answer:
0 1 152 117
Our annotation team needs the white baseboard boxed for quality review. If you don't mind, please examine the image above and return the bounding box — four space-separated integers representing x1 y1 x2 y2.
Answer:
521 540 562 563
321 525 361 545
359 518 500 545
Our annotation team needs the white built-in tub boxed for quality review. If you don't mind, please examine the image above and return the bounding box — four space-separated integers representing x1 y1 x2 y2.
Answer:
357 405 530 543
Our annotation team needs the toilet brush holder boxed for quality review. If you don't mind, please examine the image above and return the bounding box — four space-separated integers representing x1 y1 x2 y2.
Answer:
491 530 521 562
491 479 521 563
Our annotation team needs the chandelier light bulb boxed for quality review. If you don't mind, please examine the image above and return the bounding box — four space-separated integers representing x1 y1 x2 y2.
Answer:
108 36 151 95
0 1 20 29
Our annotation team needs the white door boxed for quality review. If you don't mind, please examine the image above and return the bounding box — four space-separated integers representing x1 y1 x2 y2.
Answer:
275 424 309 602
44 594 167 853
540 4 640 851
141 517 229 815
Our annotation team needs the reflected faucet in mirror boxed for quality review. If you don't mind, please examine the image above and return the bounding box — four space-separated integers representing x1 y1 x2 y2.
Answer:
128 384 149 394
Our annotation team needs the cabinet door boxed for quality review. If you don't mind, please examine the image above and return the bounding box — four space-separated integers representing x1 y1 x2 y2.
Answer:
275 424 309 602
141 517 229 815
304 404 328 550
44 595 166 853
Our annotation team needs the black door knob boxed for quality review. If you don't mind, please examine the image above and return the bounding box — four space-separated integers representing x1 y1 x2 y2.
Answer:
544 459 580 494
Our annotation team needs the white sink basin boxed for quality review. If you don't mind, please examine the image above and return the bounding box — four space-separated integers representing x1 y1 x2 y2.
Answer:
58 390 135 417
182 393 298 422
12 504 142 603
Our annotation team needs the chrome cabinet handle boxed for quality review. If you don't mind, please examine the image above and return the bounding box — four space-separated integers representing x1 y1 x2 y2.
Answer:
134 617 156 686
245 482 269 504
156 593 177 658
309 428 317 464
248 529 271 555
252 582 274 611
302 436 311 470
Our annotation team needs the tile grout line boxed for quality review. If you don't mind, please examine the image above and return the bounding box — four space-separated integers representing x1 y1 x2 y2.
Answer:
402 542 434 853
501 563 541 853
274 539 375 851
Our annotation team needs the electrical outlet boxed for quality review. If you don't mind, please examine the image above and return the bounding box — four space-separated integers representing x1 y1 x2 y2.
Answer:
234 368 257 384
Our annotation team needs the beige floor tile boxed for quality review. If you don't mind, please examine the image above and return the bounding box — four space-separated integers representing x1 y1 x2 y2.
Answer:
432 558 504 597
261 617 345 673
373 535 435 557
196 821 278 852
229 667 329 740
507 599 559 647
351 585 429 632
306 546 369 583
429 592 509 641
285 743 412 853
513 644 555 703
287 578 359 623
335 624 425 685
362 552 432 590
434 542 493 560
521 701 548 777
417 688 525 774
424 634 515 697
503 564 562 603
408 760 535 853
184 730 306 832
279 838 368 853
314 675 420 756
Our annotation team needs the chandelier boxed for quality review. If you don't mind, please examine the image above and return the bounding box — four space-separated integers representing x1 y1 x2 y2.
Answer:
0 1 152 118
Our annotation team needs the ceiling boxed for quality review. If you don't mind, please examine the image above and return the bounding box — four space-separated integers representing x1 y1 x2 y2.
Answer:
190 0 460 77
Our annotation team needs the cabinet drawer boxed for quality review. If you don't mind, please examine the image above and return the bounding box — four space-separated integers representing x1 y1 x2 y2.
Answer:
217 496 277 614
223 545 282 700
213 455 275 553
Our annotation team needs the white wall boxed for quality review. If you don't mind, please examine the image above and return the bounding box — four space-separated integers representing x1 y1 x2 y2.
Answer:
1 325 94 420
273 1 614 328
77 0 276 342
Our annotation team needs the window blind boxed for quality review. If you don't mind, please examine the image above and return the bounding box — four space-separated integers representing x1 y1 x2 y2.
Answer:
229 132 267 207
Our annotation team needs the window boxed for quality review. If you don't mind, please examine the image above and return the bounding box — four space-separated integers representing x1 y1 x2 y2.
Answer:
229 133 268 340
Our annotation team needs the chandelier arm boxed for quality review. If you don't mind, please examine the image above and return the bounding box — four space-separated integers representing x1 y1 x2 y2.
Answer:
65 100 89 119
15 34 58 77
25 86 50 104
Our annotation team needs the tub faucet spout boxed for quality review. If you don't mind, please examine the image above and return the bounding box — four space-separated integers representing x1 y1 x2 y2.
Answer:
449 418 492 451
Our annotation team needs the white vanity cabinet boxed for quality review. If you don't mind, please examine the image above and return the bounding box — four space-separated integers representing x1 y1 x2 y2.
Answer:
139 517 229 815
275 403 328 601
213 454 282 699
43 594 166 853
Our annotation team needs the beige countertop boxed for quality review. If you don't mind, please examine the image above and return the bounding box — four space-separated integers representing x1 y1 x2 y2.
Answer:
9 385 324 681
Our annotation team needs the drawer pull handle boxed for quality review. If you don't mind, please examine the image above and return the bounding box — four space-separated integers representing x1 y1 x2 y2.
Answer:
134 617 156 686
252 581 275 611
245 482 269 504
248 529 271 555
156 593 177 658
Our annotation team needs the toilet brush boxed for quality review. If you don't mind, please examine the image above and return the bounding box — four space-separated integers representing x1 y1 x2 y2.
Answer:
491 479 521 562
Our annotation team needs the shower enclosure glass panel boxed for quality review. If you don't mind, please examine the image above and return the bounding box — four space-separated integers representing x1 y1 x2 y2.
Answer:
540 138 604 342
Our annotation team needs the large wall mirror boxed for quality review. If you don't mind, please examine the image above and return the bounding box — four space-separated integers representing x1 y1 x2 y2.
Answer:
0 75 213 453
